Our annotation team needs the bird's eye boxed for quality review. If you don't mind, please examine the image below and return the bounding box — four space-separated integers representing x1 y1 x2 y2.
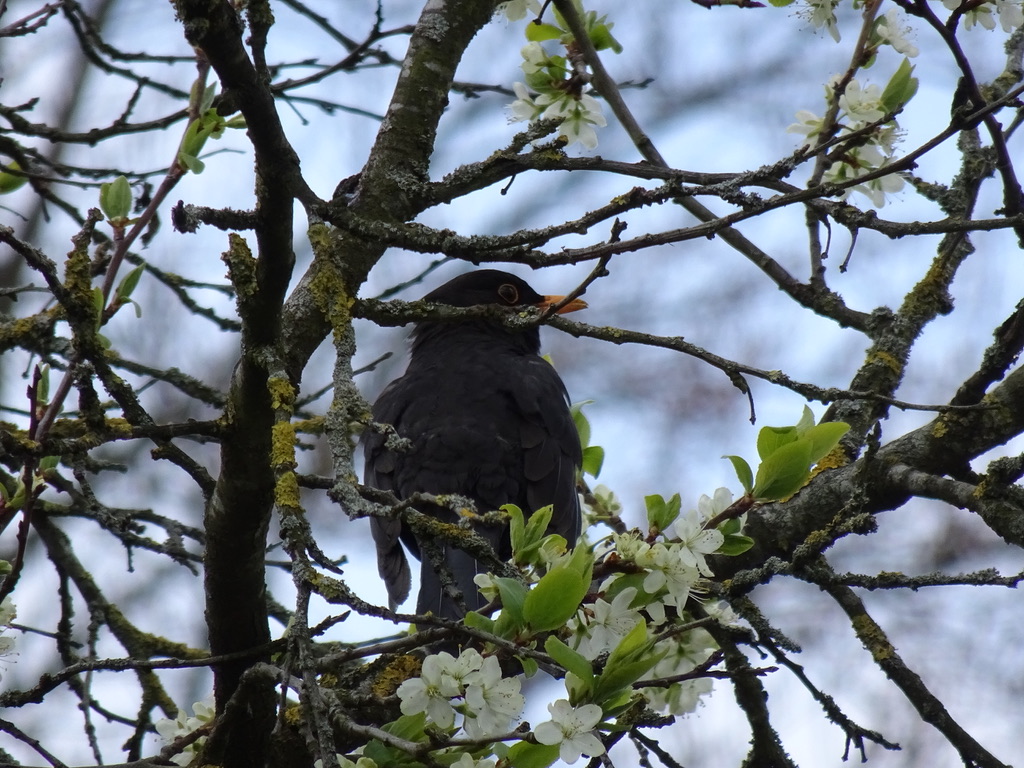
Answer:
498 283 519 305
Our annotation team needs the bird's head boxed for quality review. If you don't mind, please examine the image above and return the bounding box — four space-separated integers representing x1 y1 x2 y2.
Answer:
421 269 588 314
410 269 587 354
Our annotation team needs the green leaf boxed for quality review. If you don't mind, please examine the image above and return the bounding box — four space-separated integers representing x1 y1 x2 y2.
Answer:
91 288 105 329
595 658 662 705
36 364 50 403
719 517 742 536
180 119 208 161
794 405 815 435
199 82 217 113
463 610 495 633
494 576 528 628
525 21 564 42
724 454 753 493
588 22 622 53
0 161 27 194
582 445 604 478
565 537 595 579
757 426 798 460
645 493 681 532
524 503 554 544
202 108 227 140
717 533 755 556
597 690 637 719
519 655 539 677
607 614 648 661
571 400 594 447
524 566 587 632
508 741 561 768
545 635 595 686
115 264 145 303
752 438 813 500
881 58 918 114
99 176 132 221
9 482 26 511
385 712 428 740
507 503 526 556
178 152 205 174
513 504 557 565
360 741 393 766
768 0 796 5
802 421 850 464
593 622 663 704
523 544 593 632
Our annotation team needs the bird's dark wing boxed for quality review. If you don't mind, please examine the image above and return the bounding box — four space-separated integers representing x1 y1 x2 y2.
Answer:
509 356 582 547
363 380 412 611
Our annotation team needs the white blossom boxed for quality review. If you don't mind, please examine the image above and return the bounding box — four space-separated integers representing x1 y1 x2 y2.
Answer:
508 82 543 123
672 507 724 577
498 0 541 22
592 484 622 516
641 630 718 715
836 78 885 123
704 599 740 626
519 41 549 75
154 696 215 766
548 94 607 150
441 648 484 690
612 530 649 561
452 754 496 768
876 8 919 57
637 542 700 607
534 700 605 764
802 0 841 42
0 596 16 674
314 757 376 768
570 586 643 660
786 109 826 146
995 0 1024 30
472 572 499 601
396 652 464 729
0 596 15 625
697 487 734 521
462 655 525 738
824 144 904 207
943 0 997 30
644 676 714 715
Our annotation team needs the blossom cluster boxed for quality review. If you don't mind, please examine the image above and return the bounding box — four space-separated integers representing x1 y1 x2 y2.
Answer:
0 594 16 681
800 0 1022 40
508 43 607 150
498 0 619 149
154 696 215 766
396 648 525 739
788 1 1020 206
788 72 908 207
395 648 605 764
570 488 739 713
941 0 1024 32
152 481 748 768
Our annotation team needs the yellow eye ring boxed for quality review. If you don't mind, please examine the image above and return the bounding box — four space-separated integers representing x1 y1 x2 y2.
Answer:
498 283 519 304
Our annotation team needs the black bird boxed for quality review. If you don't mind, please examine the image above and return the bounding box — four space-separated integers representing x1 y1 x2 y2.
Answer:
363 270 586 618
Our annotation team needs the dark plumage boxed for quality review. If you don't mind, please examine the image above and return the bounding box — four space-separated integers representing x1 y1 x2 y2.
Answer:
362 270 585 618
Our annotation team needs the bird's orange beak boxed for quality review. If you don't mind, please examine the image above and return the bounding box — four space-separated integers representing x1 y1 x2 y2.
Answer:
538 295 588 314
